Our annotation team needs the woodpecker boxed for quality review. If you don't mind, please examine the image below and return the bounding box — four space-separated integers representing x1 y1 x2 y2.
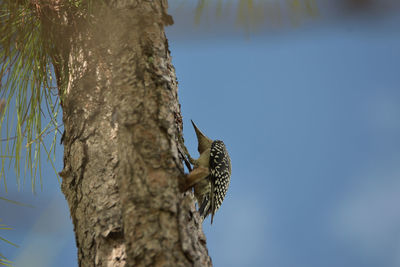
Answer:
182 120 231 224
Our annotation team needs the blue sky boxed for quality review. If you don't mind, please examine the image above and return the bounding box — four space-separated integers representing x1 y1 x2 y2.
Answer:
1 3 400 267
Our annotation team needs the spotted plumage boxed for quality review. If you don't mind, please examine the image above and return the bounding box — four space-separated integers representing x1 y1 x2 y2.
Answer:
197 140 231 223
182 121 232 224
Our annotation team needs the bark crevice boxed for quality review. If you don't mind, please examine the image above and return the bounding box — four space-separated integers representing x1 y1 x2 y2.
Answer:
47 1 213 266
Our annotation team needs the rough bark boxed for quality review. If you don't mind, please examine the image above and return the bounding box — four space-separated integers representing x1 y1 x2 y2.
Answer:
43 1 212 266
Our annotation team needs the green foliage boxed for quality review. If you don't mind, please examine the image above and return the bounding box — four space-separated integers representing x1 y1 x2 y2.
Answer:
0 255 12 267
0 0 61 192
0 219 17 266
0 196 34 208
69 0 83 8
192 0 319 30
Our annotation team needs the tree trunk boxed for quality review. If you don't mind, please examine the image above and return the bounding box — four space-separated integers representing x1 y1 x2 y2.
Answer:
48 1 211 266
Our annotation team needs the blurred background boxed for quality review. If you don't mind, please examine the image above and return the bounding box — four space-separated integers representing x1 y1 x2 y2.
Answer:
1 0 400 266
